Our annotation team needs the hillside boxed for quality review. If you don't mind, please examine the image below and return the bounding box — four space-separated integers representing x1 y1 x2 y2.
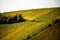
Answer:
1 8 57 20
29 22 60 40
0 7 60 40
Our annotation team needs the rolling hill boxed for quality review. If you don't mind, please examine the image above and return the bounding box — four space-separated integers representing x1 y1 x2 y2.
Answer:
1 8 55 20
0 7 60 40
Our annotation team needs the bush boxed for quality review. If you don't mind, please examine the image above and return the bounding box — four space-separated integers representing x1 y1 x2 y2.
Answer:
54 19 60 23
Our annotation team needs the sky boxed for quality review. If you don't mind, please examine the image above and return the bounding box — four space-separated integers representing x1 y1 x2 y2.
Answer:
0 0 60 13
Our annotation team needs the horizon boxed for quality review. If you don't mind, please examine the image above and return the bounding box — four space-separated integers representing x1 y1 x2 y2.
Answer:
0 0 60 13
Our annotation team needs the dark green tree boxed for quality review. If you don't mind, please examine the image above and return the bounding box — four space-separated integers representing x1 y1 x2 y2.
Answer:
0 16 8 24
19 14 26 22
8 14 26 23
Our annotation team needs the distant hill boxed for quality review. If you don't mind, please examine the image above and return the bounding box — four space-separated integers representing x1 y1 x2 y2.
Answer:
1 8 59 20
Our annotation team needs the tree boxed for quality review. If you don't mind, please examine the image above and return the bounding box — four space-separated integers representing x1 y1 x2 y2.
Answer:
19 14 26 22
8 15 17 23
8 14 26 23
0 16 8 24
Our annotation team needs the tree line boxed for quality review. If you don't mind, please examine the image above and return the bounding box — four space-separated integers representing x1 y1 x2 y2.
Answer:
0 14 26 24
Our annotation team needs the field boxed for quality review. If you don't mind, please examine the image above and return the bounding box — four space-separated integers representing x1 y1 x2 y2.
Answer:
29 22 60 40
0 7 60 40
